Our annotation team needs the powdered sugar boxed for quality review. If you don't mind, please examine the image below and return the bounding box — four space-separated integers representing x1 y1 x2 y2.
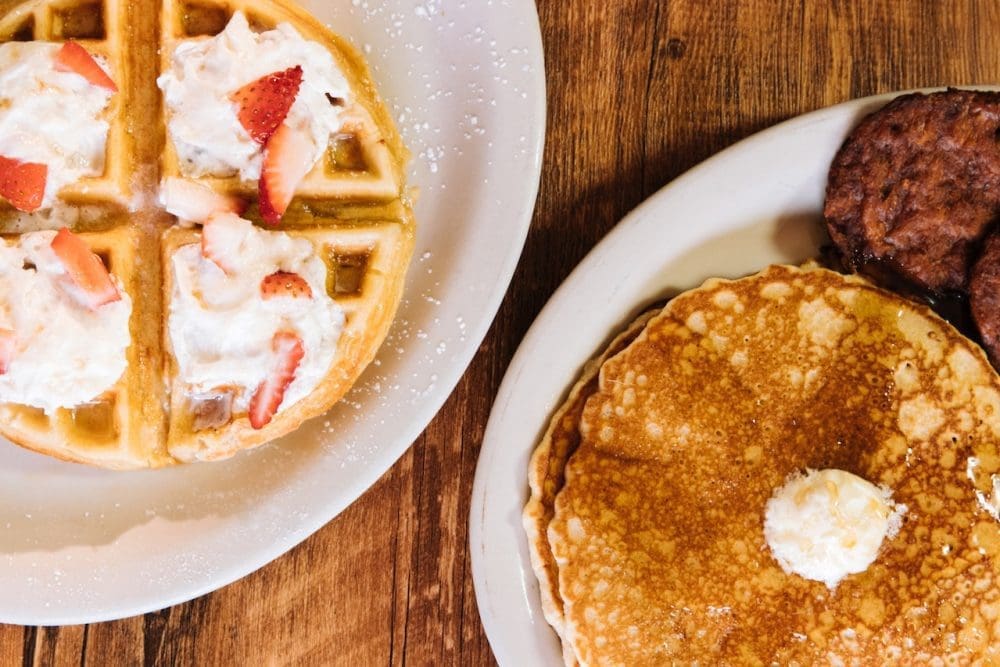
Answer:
0 0 543 623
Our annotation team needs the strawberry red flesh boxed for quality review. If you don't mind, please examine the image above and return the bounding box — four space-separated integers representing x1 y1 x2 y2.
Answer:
0 328 16 374
50 227 120 309
260 271 312 299
259 122 313 225
231 66 303 145
0 156 46 212
54 41 117 92
248 330 304 429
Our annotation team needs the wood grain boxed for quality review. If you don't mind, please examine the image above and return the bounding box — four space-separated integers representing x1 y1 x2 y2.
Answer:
5 0 1000 664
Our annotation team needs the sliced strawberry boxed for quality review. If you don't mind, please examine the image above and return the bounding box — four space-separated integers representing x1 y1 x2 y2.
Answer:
50 227 120 309
200 211 248 275
161 178 244 223
53 41 117 92
0 156 46 212
0 328 16 374
230 66 303 145
248 330 304 429
259 122 313 225
261 271 312 299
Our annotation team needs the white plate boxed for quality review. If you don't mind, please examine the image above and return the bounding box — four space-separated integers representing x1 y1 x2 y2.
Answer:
469 90 950 665
0 0 544 624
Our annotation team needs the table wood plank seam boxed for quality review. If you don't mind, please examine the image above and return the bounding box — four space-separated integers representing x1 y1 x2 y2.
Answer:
21 627 34 667
389 452 411 667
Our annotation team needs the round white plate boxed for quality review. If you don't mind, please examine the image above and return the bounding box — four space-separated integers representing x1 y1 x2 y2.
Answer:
469 90 953 665
0 0 544 624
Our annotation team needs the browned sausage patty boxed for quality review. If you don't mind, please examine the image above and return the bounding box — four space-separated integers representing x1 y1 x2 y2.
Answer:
970 231 1000 365
824 89 1000 293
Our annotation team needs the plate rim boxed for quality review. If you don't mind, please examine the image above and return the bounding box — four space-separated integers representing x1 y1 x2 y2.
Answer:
0 0 547 626
132 0 549 626
145 0 548 628
468 86 988 666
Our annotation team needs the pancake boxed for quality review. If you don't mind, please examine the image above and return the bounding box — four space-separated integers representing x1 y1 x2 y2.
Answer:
546 265 1000 664
523 309 658 666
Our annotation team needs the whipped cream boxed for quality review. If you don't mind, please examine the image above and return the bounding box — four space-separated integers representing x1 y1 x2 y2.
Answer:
0 231 131 412
764 469 906 589
168 215 343 414
0 42 114 206
158 11 350 181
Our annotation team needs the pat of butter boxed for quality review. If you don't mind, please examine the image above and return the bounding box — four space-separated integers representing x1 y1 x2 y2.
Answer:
763 468 906 589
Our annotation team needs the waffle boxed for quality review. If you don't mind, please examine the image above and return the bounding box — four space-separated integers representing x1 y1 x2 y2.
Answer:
0 0 133 230
163 220 411 462
0 0 413 468
0 225 171 469
159 0 405 209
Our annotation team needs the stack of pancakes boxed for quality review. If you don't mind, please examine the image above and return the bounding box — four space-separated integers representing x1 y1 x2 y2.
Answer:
525 265 1000 664
0 0 413 467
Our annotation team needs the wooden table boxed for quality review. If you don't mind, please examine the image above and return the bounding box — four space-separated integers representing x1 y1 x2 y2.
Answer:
3 0 999 664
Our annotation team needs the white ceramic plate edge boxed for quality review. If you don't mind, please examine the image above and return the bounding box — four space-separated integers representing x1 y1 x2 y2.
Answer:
0 0 546 626
132 2 549 628
111 6 549 625
469 87 991 666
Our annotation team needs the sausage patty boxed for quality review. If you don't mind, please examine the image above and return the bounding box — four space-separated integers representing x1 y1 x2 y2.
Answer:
970 231 1000 365
824 89 1000 293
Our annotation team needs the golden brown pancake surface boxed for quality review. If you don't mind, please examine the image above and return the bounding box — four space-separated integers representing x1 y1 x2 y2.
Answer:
523 309 658 666
548 265 1000 665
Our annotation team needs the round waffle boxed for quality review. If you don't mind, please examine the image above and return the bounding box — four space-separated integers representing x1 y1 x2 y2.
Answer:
0 0 414 468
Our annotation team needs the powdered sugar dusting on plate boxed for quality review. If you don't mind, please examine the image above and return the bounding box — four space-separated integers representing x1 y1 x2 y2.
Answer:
0 0 543 624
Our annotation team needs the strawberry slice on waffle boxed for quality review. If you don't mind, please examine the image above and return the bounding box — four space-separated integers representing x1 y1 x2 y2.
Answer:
50 227 121 309
0 156 46 212
200 212 249 275
231 66 303 145
258 122 313 225
260 271 312 299
248 330 304 429
54 41 117 92
161 177 244 224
